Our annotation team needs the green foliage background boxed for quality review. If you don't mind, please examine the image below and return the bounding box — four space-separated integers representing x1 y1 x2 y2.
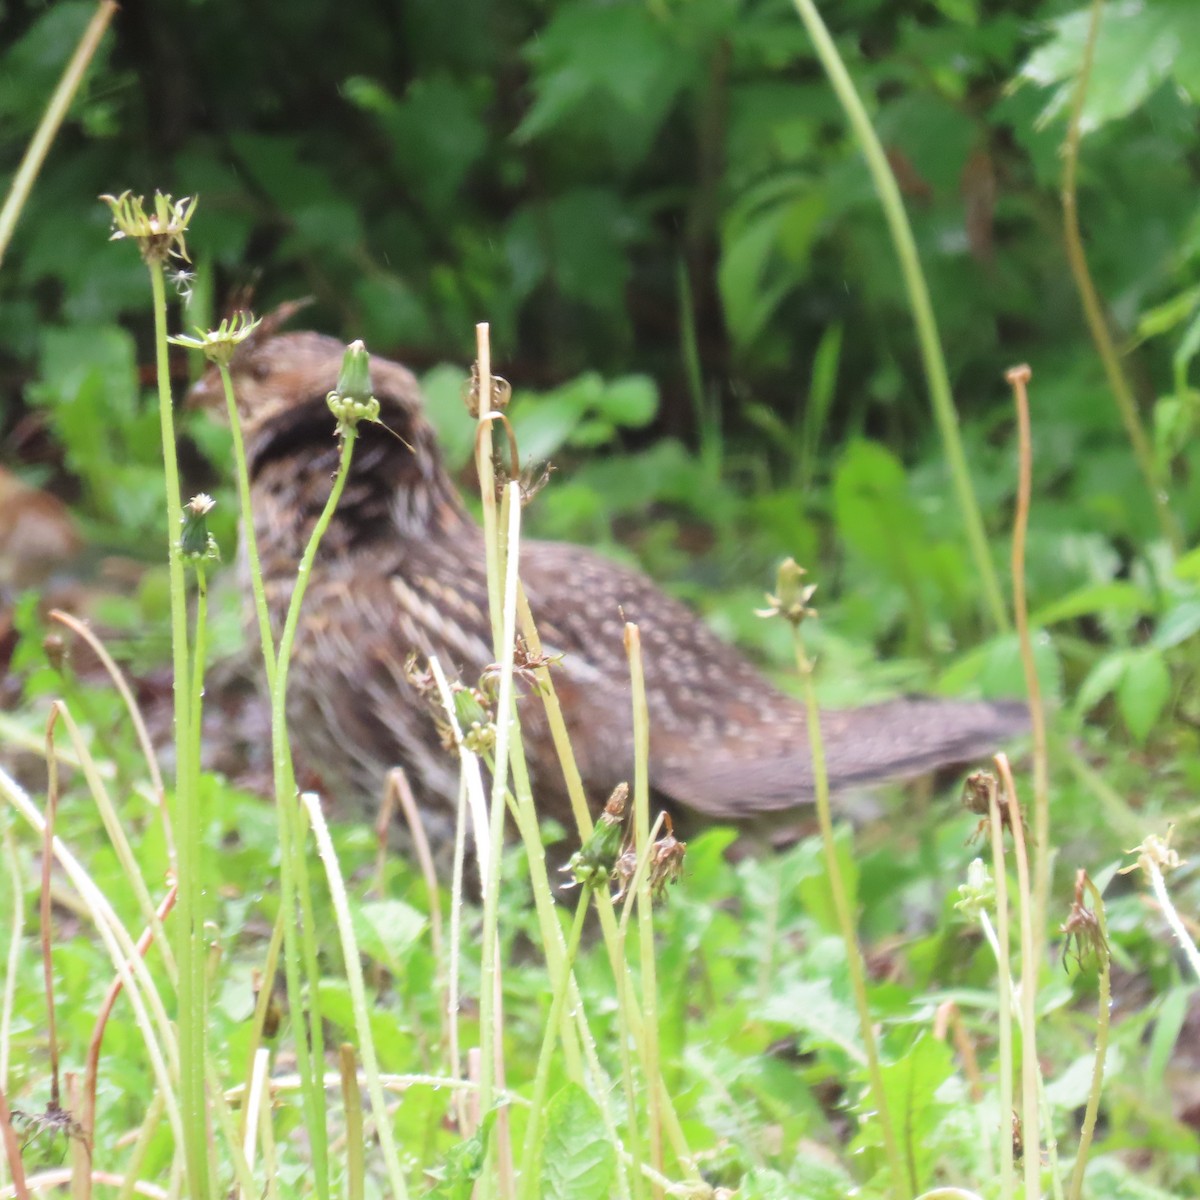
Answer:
5 2 1200 1195
5 0 1200 642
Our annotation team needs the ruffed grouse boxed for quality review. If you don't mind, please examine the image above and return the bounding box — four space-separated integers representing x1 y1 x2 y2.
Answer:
192 326 1025 841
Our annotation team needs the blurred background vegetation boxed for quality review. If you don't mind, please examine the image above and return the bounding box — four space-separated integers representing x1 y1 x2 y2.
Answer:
4 0 1200 774
7 3 1200 1192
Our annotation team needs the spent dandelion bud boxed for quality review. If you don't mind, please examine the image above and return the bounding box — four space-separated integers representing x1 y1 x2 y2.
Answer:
955 857 995 920
562 783 628 890
181 493 219 562
169 312 261 367
1060 869 1108 972
647 813 686 898
1119 827 1183 878
101 190 197 265
327 340 380 432
756 557 818 627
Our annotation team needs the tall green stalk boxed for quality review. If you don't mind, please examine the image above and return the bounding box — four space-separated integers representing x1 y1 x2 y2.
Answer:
149 261 209 1200
518 891 591 1200
763 558 905 1197
217 359 278 686
268 430 360 1200
789 0 1008 634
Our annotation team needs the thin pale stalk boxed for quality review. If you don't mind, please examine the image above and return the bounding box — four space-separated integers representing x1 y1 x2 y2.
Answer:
788 0 1008 633
236 912 284 1145
79 885 178 1200
475 324 504 651
218 362 277 686
518 892 591 1200
625 625 663 1193
516 587 593 837
300 793 410 1200
270 431 360 1200
610 912 647 1200
1146 860 1200 982
592 889 694 1174
115 1093 166 1200
1067 879 1111 1200
41 713 63 1115
0 764 183 1144
0 1 117 267
792 626 906 1198
339 1046 365 1200
503 748 586 1082
148 260 208 1200
1006 366 1052 963
478 486 523 1199
993 755 1042 1200
1060 0 1180 554
986 788 1014 1200
203 1061 256 1200
0 828 22 1091
53 702 174 981
49 609 171 862
0 1082 30 1200
448 772 469 1134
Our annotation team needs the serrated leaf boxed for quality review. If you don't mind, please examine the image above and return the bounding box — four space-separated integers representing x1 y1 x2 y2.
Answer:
1116 649 1171 743
756 977 864 1064
539 1083 615 1200
1021 1 1200 129
351 898 427 977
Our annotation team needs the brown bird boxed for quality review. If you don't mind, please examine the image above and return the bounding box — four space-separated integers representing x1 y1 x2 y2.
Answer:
192 323 1025 844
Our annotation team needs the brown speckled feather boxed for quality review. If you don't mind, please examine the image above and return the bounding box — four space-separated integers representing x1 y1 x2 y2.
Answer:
193 330 1026 835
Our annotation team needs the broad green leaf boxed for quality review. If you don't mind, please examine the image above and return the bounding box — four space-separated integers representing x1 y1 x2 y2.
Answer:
1031 581 1150 628
1076 651 1130 715
350 898 427 977
1152 599 1200 649
1116 648 1171 743
878 1034 956 1191
427 1110 497 1200
1021 1 1200 129
756 977 865 1064
539 1083 615 1200
594 375 658 428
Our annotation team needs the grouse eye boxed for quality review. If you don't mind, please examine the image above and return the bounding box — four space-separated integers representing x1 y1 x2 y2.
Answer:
250 358 271 381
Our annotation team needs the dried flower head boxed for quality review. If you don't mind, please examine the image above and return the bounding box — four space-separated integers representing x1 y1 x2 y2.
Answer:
645 813 686 899
562 783 628 890
464 363 512 417
1119 827 1184 879
962 769 1025 844
756 557 818 627
1060 869 1108 972
480 637 562 696
170 312 262 368
101 191 197 265
493 454 554 506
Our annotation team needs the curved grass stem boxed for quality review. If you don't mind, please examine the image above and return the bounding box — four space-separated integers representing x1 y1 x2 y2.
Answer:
1060 0 1181 555
791 626 907 1199
789 0 1009 633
